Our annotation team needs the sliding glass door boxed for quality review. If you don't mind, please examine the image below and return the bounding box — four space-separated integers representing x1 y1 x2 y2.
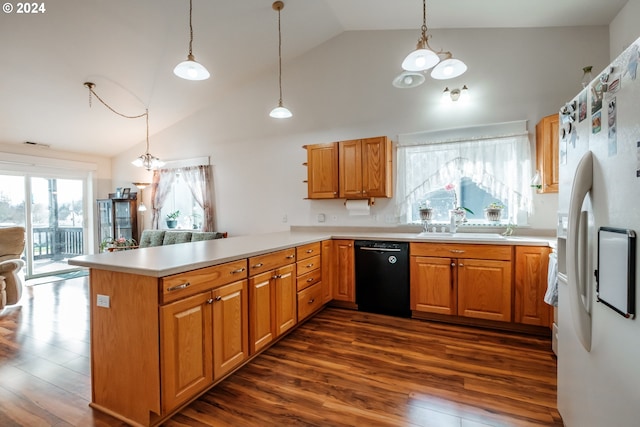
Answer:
0 173 88 279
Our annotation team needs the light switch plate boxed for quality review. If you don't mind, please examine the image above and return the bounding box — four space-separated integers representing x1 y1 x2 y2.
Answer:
96 294 110 308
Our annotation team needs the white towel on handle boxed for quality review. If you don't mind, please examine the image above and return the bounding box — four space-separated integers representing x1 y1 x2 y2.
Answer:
544 252 558 307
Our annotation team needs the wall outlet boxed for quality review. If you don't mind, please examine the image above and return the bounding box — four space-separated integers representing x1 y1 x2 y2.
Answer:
317 213 326 223
332 215 338 222
96 294 110 308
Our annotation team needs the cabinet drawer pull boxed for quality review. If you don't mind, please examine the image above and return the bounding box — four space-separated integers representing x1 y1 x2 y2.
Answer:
305 263 314 268
286 255 295 259
308 298 315 304
306 249 314 254
450 249 465 254
167 282 191 292
207 298 214 304
252 263 263 269
459 263 464 267
272 274 282 279
231 267 245 274
306 277 315 282
215 296 222 302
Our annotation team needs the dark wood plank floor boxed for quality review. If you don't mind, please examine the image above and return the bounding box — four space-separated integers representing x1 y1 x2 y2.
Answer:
0 277 562 426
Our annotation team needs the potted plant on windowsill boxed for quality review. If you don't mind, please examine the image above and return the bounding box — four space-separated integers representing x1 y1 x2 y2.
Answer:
166 210 180 229
484 202 504 222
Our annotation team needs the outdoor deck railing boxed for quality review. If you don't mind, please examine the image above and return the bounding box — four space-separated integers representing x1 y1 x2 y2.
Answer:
32 227 84 260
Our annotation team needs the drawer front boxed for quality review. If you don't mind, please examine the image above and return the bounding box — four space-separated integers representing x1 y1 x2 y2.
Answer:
161 259 248 304
297 282 323 321
296 242 321 261
410 243 512 261
249 248 296 276
296 255 320 276
296 269 321 292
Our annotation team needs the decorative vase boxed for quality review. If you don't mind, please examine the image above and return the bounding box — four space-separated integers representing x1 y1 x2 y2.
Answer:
451 208 467 224
484 208 503 222
166 219 178 229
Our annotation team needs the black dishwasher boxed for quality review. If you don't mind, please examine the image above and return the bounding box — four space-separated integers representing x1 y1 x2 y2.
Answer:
355 240 410 318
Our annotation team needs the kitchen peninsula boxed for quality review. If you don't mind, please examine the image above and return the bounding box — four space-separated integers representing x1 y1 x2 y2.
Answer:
69 229 553 427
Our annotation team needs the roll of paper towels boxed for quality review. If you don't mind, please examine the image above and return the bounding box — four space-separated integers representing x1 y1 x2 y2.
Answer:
345 199 370 216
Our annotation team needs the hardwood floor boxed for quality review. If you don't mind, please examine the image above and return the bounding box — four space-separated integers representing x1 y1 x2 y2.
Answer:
0 278 562 426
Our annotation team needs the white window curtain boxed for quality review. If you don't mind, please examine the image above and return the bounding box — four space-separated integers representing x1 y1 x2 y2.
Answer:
396 132 533 221
150 165 215 231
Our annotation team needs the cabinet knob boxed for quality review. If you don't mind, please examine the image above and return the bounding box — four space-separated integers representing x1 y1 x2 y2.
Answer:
306 277 314 282
207 298 214 304
306 263 314 268
308 298 315 304
306 249 314 254
215 296 222 302
459 263 464 267
451 262 456 267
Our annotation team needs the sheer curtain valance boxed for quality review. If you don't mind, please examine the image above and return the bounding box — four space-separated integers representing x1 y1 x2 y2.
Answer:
396 131 533 221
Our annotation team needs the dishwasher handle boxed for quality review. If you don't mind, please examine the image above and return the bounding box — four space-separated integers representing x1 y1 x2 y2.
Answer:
358 247 402 252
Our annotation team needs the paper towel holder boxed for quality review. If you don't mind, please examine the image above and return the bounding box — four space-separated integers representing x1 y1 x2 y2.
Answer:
344 198 375 206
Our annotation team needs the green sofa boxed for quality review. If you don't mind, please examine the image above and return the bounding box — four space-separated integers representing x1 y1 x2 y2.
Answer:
138 230 227 248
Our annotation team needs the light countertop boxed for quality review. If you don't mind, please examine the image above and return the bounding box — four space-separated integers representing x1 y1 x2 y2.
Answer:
68 230 555 278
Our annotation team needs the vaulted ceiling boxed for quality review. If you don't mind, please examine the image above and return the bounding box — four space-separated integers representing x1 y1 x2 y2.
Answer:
0 0 628 157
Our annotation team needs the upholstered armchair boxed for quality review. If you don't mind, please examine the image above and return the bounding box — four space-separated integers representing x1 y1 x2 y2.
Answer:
0 226 26 309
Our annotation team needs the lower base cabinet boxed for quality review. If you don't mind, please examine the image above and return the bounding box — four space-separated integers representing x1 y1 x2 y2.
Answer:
160 279 248 413
515 246 552 326
410 243 513 322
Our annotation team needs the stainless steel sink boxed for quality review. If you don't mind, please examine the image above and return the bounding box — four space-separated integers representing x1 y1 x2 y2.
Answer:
417 232 505 240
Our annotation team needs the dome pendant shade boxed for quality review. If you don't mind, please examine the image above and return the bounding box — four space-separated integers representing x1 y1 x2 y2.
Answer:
392 71 426 88
270 102 293 118
431 58 467 80
401 47 440 72
174 54 210 80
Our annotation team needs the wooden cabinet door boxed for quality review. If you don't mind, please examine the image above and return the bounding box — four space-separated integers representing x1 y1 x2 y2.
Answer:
160 291 213 413
321 240 333 303
306 143 339 199
249 271 274 355
332 240 355 302
457 259 512 322
274 264 297 336
361 136 392 197
410 256 456 315
515 246 551 326
338 139 363 198
536 114 559 193
213 280 248 380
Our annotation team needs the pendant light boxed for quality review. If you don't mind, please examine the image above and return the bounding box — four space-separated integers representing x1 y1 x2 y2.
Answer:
84 82 165 171
174 0 210 81
269 1 292 119
400 0 466 82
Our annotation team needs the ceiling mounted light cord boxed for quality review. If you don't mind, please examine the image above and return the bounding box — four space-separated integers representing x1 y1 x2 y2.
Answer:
394 0 467 88
174 0 210 80
269 1 292 119
84 82 165 171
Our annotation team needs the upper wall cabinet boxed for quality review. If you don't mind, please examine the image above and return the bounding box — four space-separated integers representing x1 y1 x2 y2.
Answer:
535 114 559 193
304 136 393 200
305 143 339 199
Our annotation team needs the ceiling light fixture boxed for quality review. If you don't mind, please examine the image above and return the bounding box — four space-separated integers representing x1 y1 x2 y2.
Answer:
397 0 467 85
84 82 165 171
442 85 469 102
174 0 210 81
269 1 292 119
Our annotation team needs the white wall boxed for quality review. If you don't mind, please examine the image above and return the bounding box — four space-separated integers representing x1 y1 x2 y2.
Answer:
610 0 640 59
111 26 610 236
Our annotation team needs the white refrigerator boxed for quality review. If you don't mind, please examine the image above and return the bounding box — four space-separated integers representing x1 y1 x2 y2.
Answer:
557 37 640 426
